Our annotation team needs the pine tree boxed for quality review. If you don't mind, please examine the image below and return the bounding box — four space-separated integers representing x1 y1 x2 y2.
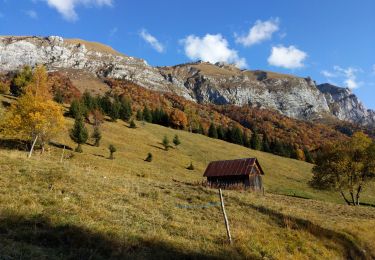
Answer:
262 133 271 153
99 95 112 115
243 130 250 147
162 135 170 151
136 109 143 120
208 123 218 138
231 126 243 145
92 126 102 147
250 131 262 150
143 106 153 122
70 116 89 153
129 119 136 128
108 144 117 159
217 125 225 140
173 134 181 147
109 99 121 122
120 97 132 121
82 91 96 111
304 147 314 163
69 99 87 119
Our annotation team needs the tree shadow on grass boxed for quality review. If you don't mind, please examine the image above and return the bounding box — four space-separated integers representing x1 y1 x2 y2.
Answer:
0 213 233 260
0 138 29 151
147 144 165 151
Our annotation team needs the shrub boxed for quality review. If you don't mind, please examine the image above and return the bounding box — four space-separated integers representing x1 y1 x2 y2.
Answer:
129 119 136 128
92 127 102 147
162 135 170 151
108 144 117 159
173 134 181 147
145 152 153 162
187 162 194 170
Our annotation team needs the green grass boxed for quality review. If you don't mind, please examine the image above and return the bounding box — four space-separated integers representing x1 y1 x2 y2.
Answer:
0 117 374 259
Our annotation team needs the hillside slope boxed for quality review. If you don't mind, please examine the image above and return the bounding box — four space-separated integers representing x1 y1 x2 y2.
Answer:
0 115 374 259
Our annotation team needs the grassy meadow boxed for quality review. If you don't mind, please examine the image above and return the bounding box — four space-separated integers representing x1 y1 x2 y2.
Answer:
0 110 375 259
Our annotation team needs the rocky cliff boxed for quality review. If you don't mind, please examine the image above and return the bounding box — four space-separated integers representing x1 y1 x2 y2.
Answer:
0 35 374 127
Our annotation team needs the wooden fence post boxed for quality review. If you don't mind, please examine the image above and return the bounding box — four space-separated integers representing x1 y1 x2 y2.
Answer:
60 145 65 163
219 188 232 244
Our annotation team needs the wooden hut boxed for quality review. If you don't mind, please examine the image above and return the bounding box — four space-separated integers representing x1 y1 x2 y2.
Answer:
203 158 264 189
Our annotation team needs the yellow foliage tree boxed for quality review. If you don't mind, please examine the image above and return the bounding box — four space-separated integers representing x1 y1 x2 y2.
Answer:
25 65 51 100
2 65 65 156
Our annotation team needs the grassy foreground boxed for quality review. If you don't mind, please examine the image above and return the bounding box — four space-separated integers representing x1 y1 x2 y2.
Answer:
0 118 374 259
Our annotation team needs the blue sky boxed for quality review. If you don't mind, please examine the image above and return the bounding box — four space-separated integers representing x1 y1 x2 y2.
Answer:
1 0 374 108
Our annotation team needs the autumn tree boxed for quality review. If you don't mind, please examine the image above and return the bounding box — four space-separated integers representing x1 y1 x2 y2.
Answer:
2 65 65 156
170 109 187 129
311 132 375 205
70 116 89 153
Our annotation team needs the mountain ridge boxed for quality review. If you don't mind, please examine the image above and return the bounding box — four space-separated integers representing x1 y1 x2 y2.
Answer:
0 35 374 127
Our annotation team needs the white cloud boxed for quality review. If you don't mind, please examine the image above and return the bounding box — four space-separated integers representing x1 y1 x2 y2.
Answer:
321 66 361 89
42 0 113 21
25 9 38 19
139 29 165 53
235 18 279 47
267 45 307 69
181 34 247 68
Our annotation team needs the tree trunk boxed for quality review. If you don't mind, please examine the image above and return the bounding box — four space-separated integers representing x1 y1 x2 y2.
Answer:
355 185 362 206
349 191 356 205
339 190 351 205
28 135 38 158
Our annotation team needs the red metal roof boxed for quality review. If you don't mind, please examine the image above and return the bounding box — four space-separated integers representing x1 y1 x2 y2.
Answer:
203 158 264 177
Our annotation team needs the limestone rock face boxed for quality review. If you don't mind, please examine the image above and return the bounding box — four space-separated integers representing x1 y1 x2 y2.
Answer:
318 84 375 126
159 63 331 120
0 36 190 99
0 36 374 127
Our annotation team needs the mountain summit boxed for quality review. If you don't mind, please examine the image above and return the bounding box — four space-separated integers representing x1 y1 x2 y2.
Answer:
1 35 374 127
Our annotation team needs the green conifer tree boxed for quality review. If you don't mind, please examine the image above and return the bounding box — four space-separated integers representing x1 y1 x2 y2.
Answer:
70 116 89 153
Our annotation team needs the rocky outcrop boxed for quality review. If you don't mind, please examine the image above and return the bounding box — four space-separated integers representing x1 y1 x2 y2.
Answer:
159 62 331 120
0 35 374 127
0 36 191 99
318 84 375 126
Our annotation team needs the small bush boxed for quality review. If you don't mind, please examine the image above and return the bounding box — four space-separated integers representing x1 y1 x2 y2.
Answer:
129 119 136 128
108 144 117 159
187 162 194 170
145 152 153 162
162 135 170 151
173 134 181 147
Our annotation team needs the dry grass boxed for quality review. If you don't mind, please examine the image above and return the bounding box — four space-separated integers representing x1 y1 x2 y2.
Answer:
0 117 374 259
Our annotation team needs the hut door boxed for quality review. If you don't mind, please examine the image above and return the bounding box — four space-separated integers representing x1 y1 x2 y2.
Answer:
254 175 262 189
